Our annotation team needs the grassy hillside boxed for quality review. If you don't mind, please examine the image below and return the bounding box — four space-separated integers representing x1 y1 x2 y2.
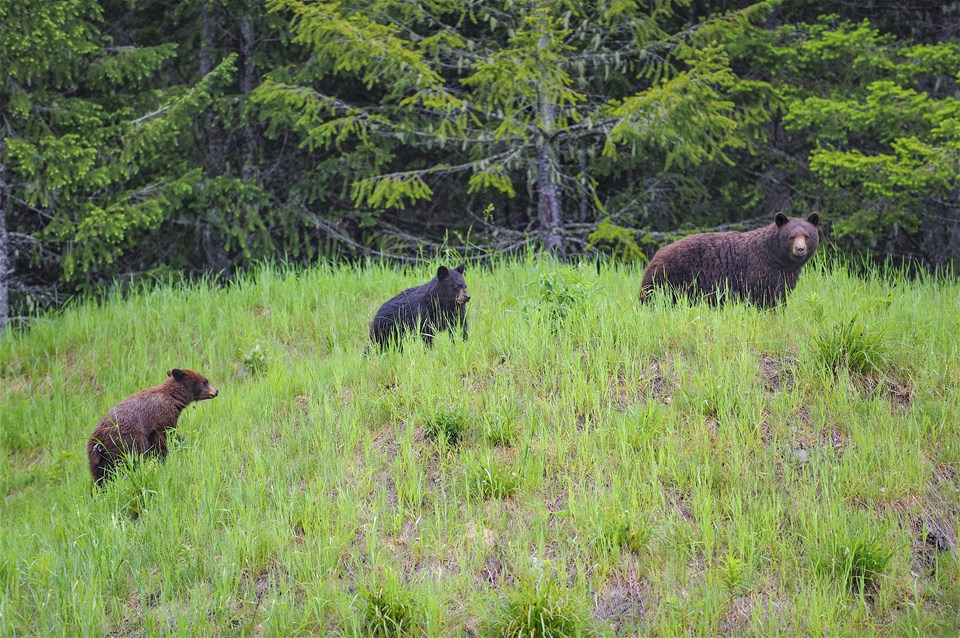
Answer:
1 258 958 637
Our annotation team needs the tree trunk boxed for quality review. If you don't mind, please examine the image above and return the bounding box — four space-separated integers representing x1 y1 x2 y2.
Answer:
201 0 226 175
0 157 9 333
578 150 589 223
536 33 564 255
240 14 257 181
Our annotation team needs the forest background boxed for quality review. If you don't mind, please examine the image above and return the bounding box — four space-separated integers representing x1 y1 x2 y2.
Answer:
3 0 960 329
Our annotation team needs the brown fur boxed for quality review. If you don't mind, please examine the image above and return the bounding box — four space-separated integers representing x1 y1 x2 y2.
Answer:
87 369 218 486
640 212 821 307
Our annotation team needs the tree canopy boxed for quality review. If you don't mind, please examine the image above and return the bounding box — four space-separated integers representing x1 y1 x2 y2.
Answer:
2 0 960 327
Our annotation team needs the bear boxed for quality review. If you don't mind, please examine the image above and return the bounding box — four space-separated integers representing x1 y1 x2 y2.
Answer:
370 264 470 347
640 212 820 307
87 368 218 486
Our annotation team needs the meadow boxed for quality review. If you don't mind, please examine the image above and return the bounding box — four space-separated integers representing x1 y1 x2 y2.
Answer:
1 256 958 636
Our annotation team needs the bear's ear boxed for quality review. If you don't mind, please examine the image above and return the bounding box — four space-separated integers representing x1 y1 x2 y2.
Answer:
437 265 449 279
807 212 820 227
169 369 187 381
774 212 789 228
455 263 465 274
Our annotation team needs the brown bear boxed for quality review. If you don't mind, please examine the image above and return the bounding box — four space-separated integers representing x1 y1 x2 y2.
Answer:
640 212 820 307
87 369 218 486
370 264 470 347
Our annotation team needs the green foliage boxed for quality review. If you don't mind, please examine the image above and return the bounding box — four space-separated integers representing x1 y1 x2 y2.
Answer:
767 16 960 257
586 220 645 264
492 567 592 638
256 0 772 229
714 552 751 600
358 570 424 637
812 318 893 376
423 406 469 447
586 506 653 557
817 519 898 596
1 0 243 290
236 343 268 378
1 261 959 634
522 267 600 328
464 451 521 500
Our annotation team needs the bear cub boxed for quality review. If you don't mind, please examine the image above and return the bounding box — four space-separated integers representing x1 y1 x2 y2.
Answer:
640 212 820 307
370 264 470 346
87 368 218 486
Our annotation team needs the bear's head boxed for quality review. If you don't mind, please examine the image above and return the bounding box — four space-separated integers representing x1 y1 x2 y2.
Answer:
774 212 820 264
435 263 470 307
168 369 219 401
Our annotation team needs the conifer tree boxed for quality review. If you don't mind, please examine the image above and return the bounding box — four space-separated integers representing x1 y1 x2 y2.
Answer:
254 0 773 254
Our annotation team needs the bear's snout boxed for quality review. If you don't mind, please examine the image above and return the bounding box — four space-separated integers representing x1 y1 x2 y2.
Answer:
207 386 219 399
791 237 808 259
458 291 470 304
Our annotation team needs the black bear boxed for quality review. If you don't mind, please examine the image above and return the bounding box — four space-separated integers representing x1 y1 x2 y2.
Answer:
370 264 470 346
640 212 820 307
87 369 218 486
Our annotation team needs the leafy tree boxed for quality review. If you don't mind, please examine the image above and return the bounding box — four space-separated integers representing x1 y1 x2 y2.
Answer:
739 15 960 263
254 0 774 254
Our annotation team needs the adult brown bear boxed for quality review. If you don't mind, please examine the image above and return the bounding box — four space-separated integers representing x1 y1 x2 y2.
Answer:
640 212 820 307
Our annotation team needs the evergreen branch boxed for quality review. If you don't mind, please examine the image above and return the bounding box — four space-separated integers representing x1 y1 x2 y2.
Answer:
129 105 173 126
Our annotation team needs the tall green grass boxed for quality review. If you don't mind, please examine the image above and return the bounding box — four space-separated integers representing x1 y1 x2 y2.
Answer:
1 256 958 636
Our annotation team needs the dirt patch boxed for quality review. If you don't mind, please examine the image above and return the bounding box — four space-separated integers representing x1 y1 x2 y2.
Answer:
720 595 788 635
884 379 914 415
608 369 633 412
594 573 646 632
479 550 508 586
546 492 567 526
645 357 673 405
912 463 959 572
2 373 54 400
818 423 848 458
911 515 955 575
757 353 795 393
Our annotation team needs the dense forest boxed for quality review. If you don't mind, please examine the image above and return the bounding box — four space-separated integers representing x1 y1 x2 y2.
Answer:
3 0 960 328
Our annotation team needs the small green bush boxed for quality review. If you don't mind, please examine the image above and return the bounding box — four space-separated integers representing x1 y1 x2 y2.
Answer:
586 220 645 264
522 267 601 329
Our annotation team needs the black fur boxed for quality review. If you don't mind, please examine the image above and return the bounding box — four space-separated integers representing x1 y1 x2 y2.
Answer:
370 264 470 346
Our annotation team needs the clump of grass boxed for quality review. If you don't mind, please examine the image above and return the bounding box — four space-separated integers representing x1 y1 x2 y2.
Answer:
358 570 423 637
483 412 520 447
424 407 469 446
588 507 653 556
491 569 592 637
819 523 897 595
104 456 163 521
812 318 892 376
617 401 667 452
464 452 521 500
